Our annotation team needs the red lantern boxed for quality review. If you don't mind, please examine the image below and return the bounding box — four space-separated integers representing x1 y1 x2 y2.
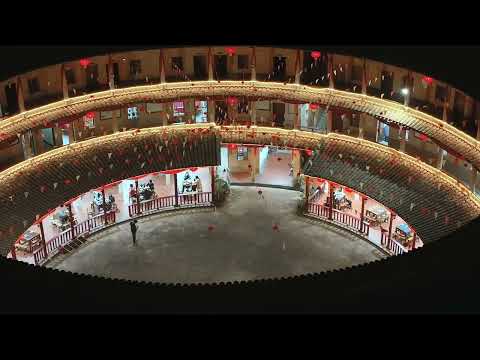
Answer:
311 51 321 60
227 96 238 107
226 47 236 57
79 58 92 69
305 149 313 156
86 111 95 119
422 76 433 85
309 103 320 111
418 133 429 142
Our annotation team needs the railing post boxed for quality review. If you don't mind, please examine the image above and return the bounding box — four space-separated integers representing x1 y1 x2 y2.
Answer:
102 187 108 226
174 174 179 207
388 212 395 250
210 166 216 205
305 176 310 213
39 220 48 259
328 181 334 221
67 203 75 240
360 196 366 233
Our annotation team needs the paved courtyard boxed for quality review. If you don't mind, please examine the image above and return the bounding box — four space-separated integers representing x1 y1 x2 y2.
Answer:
49 186 386 284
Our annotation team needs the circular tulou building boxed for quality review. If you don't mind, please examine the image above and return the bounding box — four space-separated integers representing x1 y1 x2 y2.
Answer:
1 46 480 312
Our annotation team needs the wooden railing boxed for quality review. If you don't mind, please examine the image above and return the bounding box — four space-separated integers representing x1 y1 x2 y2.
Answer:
35 211 117 264
332 209 362 230
128 192 212 218
380 229 408 256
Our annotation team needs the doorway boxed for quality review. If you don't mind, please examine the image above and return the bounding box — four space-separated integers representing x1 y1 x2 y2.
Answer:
4 83 19 115
272 102 286 127
272 56 287 82
106 63 120 87
381 71 394 99
215 101 228 124
193 56 207 80
86 63 99 91
214 55 227 80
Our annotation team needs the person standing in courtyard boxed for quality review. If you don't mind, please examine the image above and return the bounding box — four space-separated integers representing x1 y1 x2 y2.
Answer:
130 220 138 245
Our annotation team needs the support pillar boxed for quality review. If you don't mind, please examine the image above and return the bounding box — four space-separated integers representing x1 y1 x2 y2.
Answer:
11 245 17 260
358 114 366 139
102 187 108 226
436 100 449 169
21 131 34 160
294 104 300 130
328 54 335 89
470 165 477 193
250 101 257 125
361 58 367 95
327 110 333 133
404 72 412 107
160 103 168 126
411 231 417 251
108 55 115 90
33 128 44 155
174 174 179 207
360 196 367 233
328 181 334 220
294 49 301 84
399 127 407 153
39 220 47 257
387 212 395 250
210 166 216 204
135 180 141 215
17 76 26 113
159 49 166 84
208 100 216 123
251 47 256 81
208 47 214 81
67 203 75 240
305 176 310 210
61 64 69 99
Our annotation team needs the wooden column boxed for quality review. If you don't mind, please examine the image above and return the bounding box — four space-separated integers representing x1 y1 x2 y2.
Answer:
159 49 166 84
17 76 26 113
436 100 449 170
361 58 367 95
102 187 108 226
108 55 115 90
387 212 395 250
208 47 214 81
411 231 417 251
399 127 407 153
11 245 17 260
328 182 334 220
328 54 335 89
294 49 301 84
61 64 69 99
305 176 310 210
251 47 256 81
250 101 256 125
360 196 367 233
135 180 141 215
39 220 48 257
210 166 216 204
67 203 75 240
174 174 179 207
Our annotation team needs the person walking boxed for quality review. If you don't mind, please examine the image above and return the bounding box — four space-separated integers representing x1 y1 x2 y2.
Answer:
130 220 138 245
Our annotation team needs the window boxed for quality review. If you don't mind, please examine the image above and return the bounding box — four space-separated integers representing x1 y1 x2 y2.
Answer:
435 85 447 102
238 98 249 113
27 78 40 94
237 55 249 70
237 147 248 160
171 57 183 72
128 107 139 120
65 69 76 84
351 65 363 83
173 101 185 117
130 60 142 75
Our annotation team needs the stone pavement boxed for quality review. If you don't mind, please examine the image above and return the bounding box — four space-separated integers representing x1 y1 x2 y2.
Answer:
50 186 385 284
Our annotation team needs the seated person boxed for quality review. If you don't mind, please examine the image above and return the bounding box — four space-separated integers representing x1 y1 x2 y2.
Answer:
148 179 155 192
182 173 193 193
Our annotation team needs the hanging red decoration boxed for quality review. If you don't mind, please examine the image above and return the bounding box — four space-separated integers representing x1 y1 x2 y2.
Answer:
418 133 429 142
208 225 215 232
309 103 320 110
85 111 95 119
225 47 236 57
227 96 238 107
272 224 279 231
79 58 92 69
311 51 321 60
422 76 433 85
305 149 313 156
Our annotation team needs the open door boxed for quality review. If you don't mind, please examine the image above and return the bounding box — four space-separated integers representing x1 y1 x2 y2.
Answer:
381 71 394 99
86 63 99 91
214 55 227 80
4 83 19 115
272 102 286 127
272 56 287 82
193 56 207 80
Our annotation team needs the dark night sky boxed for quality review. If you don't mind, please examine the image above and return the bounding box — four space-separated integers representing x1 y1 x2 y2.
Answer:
1 45 479 100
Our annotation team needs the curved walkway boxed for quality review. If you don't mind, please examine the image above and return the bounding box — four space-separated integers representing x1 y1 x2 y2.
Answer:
49 186 386 284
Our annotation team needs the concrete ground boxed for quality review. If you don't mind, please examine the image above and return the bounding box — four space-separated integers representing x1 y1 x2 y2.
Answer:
49 186 386 284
